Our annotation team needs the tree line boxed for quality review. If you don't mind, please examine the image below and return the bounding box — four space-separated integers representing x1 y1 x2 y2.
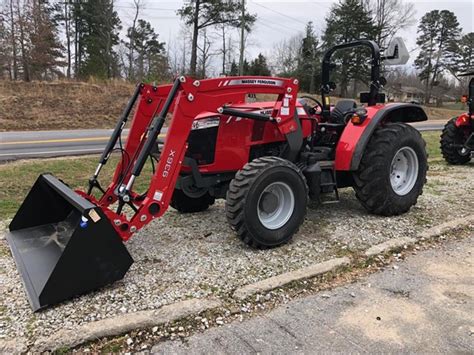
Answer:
0 0 168 81
271 0 472 103
0 0 472 105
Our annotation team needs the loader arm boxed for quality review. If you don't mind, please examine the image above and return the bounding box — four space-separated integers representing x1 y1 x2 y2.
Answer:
87 76 300 241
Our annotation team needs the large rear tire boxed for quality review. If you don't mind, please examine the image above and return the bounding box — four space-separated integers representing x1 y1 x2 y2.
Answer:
225 156 308 248
440 118 471 165
170 189 215 213
353 123 427 216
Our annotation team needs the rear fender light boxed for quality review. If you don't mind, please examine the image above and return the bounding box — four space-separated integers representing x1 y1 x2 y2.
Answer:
350 108 368 125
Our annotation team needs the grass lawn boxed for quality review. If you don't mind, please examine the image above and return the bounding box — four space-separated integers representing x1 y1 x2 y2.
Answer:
422 130 442 161
0 131 443 220
0 155 153 220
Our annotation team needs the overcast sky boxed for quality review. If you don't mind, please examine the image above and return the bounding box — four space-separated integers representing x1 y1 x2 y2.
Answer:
115 0 473 74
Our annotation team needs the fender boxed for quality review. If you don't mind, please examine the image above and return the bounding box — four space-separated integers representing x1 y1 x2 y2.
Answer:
335 103 428 171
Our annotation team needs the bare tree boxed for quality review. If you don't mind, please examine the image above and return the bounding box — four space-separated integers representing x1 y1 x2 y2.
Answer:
163 25 191 76
63 1 71 78
216 24 237 75
126 0 143 79
219 24 227 75
226 34 238 75
9 0 18 79
363 0 415 49
16 0 31 81
180 25 191 74
166 38 179 75
271 34 303 76
178 0 255 77
238 0 245 75
197 29 217 78
0 4 10 79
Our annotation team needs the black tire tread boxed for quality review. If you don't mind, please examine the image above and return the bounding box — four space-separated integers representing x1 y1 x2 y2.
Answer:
170 189 215 213
353 123 427 216
225 156 308 249
440 117 471 165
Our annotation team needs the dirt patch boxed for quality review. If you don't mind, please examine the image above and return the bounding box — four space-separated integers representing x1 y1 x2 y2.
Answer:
422 260 471 281
0 80 134 131
338 288 428 345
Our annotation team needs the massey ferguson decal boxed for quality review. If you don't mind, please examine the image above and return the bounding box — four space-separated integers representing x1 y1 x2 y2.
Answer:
226 78 284 86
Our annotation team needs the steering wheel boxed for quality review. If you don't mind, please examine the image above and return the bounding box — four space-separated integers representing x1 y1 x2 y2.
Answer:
299 95 323 115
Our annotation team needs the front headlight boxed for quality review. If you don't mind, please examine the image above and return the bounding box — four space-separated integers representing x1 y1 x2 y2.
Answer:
191 116 220 130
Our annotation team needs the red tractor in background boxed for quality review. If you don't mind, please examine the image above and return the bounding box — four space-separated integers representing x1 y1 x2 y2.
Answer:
441 71 474 164
6 39 429 311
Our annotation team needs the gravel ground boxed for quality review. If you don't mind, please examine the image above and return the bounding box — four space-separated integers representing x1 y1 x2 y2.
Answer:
0 161 472 348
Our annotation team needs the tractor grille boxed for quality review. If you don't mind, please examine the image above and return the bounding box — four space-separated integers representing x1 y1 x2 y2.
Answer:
186 126 218 165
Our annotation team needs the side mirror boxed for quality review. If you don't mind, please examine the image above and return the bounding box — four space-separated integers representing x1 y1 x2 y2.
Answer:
383 37 409 66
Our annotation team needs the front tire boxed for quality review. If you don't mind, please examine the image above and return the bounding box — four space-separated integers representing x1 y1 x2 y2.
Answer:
353 123 427 216
225 156 308 248
440 118 471 165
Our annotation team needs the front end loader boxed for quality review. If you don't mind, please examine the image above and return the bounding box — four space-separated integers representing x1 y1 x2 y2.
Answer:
6 39 429 311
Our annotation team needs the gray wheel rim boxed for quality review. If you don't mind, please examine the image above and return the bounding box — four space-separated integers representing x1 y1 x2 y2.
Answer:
257 182 295 230
390 147 419 196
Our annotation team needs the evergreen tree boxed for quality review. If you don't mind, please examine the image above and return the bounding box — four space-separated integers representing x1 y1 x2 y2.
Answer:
248 53 271 76
28 1 65 80
242 59 250 75
414 10 461 104
229 60 238 76
362 0 415 50
72 0 86 76
126 19 169 81
323 0 377 97
78 0 121 79
296 22 320 93
457 32 474 74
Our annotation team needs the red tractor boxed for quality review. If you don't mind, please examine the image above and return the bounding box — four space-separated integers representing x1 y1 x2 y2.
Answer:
6 40 429 311
440 71 474 164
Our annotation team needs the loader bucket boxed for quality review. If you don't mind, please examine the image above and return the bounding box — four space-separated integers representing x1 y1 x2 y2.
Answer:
5 174 133 311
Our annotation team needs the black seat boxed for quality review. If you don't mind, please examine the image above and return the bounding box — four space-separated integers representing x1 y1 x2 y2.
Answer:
331 99 357 123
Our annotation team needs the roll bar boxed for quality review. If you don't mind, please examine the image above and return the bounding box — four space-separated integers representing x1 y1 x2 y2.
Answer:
321 40 384 119
459 72 474 116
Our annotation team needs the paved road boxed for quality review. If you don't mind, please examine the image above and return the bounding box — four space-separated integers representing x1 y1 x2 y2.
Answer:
0 128 168 162
0 121 443 162
410 120 446 131
153 236 474 354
